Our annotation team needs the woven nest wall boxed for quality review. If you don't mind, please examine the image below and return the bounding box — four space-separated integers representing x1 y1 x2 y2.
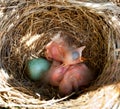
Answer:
0 0 120 108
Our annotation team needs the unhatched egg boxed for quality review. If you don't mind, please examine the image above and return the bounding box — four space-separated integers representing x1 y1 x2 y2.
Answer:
26 58 51 81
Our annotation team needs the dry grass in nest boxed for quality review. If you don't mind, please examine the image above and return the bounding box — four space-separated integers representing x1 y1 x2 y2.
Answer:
0 0 120 108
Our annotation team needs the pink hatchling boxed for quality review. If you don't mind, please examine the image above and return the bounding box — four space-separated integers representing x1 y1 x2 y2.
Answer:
59 63 94 95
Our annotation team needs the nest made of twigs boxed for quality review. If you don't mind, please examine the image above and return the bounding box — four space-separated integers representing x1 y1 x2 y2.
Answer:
0 0 120 108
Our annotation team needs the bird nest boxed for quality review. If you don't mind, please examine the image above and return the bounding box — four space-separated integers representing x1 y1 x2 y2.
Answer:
0 0 120 108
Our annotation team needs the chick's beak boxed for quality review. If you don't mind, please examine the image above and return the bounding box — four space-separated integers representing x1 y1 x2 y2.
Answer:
79 57 86 62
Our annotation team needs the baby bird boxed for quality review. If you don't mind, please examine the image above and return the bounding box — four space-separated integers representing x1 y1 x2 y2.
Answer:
63 46 86 66
45 31 86 65
46 61 69 86
59 63 94 96
45 32 67 62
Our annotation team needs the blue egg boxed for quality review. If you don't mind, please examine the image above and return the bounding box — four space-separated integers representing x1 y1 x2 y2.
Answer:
27 58 51 81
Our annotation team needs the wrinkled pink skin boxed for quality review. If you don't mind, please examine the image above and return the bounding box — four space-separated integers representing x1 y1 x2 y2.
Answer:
45 41 85 66
59 63 93 96
45 36 92 95
45 41 66 62
46 61 69 86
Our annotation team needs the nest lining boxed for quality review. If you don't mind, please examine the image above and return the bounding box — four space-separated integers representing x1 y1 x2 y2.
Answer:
0 0 120 108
